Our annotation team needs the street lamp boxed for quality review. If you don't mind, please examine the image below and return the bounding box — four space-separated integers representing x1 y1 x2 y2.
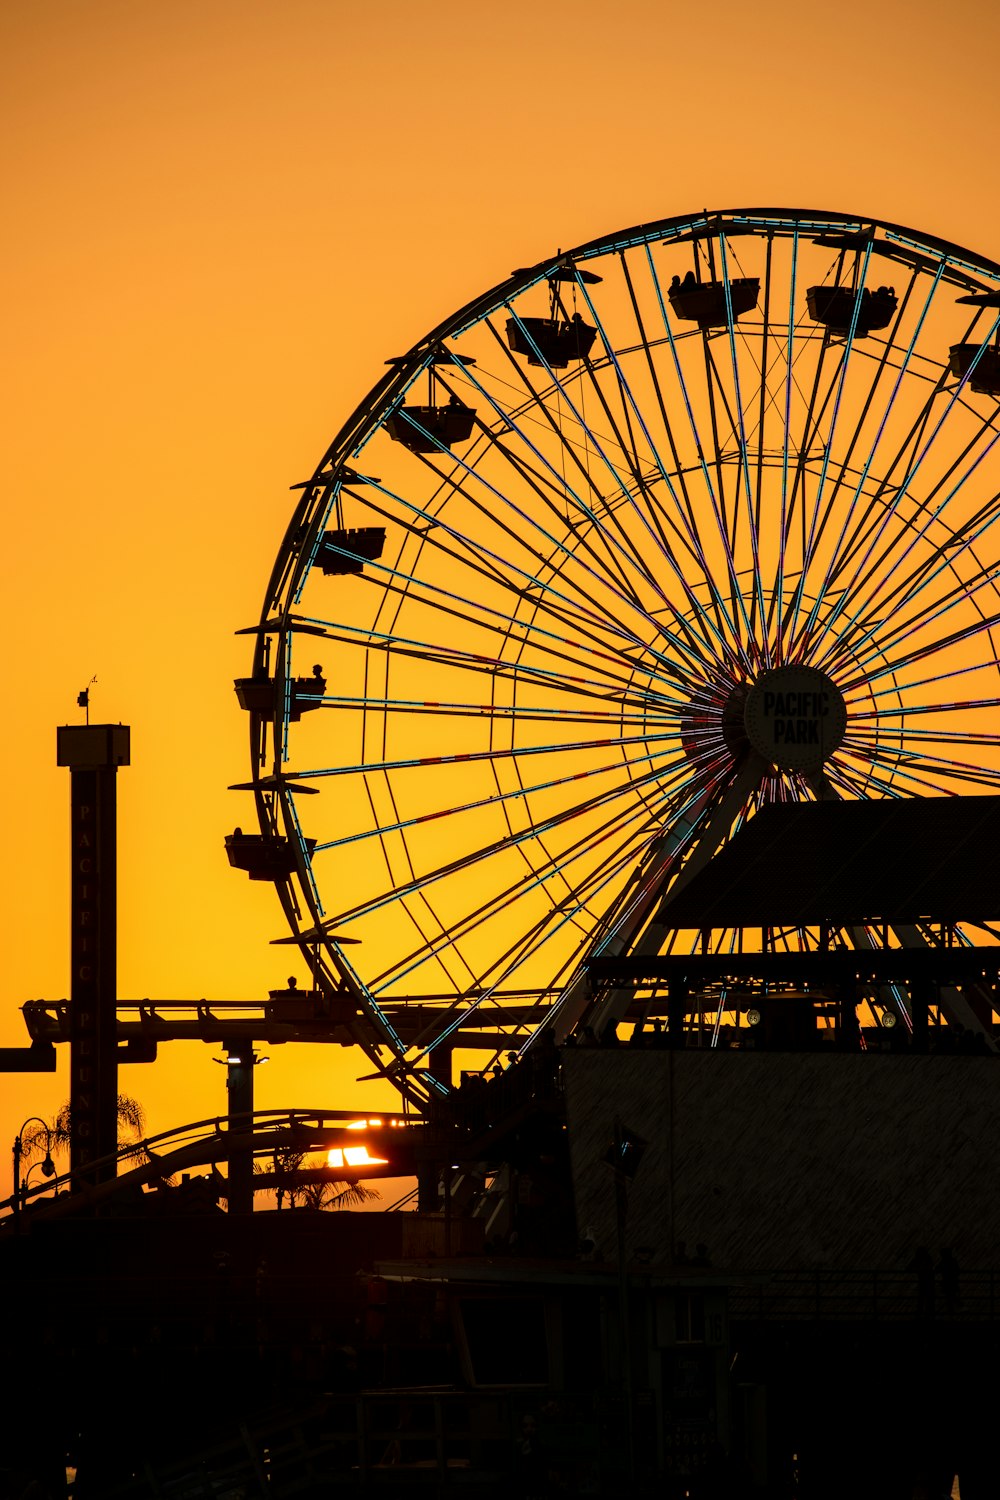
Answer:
12 1117 56 1222
213 1043 269 1215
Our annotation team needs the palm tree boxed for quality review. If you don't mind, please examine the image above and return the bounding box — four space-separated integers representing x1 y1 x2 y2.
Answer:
20 1093 152 1169
261 1146 380 1211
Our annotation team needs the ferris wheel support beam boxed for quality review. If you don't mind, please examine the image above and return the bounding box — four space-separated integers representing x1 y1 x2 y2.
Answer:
548 753 769 1042
891 924 996 1044
806 771 997 1044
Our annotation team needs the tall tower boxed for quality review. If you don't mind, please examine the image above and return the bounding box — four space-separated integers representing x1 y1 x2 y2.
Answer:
56 723 130 1185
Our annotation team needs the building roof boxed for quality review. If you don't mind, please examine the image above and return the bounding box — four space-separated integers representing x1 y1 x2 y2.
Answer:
657 795 1000 929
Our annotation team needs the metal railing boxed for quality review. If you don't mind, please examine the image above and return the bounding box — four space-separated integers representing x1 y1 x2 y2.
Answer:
728 1266 997 1323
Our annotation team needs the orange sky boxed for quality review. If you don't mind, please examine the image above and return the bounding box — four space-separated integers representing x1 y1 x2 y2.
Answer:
4 0 1000 1196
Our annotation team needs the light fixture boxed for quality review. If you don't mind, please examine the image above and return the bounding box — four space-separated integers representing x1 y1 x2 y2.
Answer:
12 1117 57 1216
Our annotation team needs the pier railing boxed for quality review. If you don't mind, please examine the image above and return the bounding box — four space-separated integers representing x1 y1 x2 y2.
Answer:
728 1266 996 1323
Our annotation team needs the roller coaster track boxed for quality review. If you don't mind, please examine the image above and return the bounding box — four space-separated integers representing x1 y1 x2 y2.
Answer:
2 1107 424 1225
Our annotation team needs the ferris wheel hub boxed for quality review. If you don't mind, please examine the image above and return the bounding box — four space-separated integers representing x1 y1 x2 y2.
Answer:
743 665 847 772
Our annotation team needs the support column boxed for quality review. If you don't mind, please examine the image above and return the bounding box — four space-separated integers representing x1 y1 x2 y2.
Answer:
56 724 130 1187
427 1037 454 1089
224 1038 256 1215
910 976 931 1053
837 978 861 1051
667 977 688 1048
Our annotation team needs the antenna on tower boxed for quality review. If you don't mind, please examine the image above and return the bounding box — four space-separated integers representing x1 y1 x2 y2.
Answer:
77 676 97 725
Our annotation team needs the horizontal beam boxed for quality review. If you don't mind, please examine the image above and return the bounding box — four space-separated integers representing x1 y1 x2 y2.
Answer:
589 946 1000 987
21 998 554 1049
0 1042 56 1073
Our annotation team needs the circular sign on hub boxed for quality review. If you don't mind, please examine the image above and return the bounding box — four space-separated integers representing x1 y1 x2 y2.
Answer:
743 666 847 772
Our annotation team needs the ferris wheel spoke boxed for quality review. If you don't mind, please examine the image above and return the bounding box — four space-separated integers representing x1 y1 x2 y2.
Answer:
376 770 487 996
490 430 673 611
317 590 668 705
846 657 1000 706
828 321 1000 621
435 383 651 604
426 751 738 1014
552 282 667 491
817 412 1000 654
363 449 644 639
751 233 774 636
295 610 691 708
787 248 880 648
832 589 1000 694
840 740 1000 793
457 384 669 616
404 823 662 1060
619 246 756 654
384 438 661 632
367 765 682 998
350 497 690 678
847 444 1000 644
820 756 893 799
617 251 730 619
481 311 736 660
841 730 1000 783
828 751 932 800
395 890 481 995
767 226 801 657
878 547 1000 670
487 437 728 673
366 445 723 681
305 693 684 727
563 277 745 661
718 232 767 647
579 761 753 963
642 243 756 658
818 265 941 538
863 727 1000 748
789 269 937 655
847 731 1000 776
311 739 686 856
450 832 662 1035
701 339 753 644
331 743 706 932
482 311 663 589
810 521 1000 684
385 822 654 1011
394 808 664 1015
848 697 1000 724
285 728 685 783
779 332 843 648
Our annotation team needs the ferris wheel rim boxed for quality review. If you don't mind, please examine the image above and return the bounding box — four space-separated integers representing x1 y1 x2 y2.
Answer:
238 206 1000 1103
263 209 1000 565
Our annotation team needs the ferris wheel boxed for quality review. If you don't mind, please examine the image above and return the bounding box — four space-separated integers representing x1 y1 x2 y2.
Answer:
230 207 1000 1106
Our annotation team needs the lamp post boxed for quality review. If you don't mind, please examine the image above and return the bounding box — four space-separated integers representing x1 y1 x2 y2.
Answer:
213 1043 269 1215
12 1116 57 1224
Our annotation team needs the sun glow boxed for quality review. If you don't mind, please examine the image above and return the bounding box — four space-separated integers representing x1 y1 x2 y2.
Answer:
327 1143 389 1169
